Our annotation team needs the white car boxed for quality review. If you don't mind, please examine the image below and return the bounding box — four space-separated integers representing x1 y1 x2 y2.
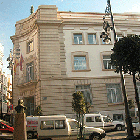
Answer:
85 113 125 131
68 118 106 140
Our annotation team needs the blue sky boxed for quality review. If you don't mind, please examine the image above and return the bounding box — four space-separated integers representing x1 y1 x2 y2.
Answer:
1 0 140 75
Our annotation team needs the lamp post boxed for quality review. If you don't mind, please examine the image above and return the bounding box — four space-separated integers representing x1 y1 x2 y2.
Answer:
7 49 14 125
100 0 116 43
101 0 134 138
1 94 4 119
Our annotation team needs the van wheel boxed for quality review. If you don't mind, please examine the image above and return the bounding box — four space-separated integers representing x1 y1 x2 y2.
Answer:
116 125 122 131
89 135 101 140
27 132 33 139
93 135 101 140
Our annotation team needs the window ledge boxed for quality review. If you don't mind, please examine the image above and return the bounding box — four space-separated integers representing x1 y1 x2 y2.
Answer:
108 102 124 106
72 69 91 72
101 43 113 45
72 44 85 45
102 69 115 71
87 44 99 45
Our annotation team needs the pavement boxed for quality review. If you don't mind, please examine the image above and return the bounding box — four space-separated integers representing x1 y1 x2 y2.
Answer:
102 130 140 140
0 133 13 139
0 131 139 140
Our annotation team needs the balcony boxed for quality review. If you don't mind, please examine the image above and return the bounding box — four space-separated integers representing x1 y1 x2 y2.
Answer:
17 75 37 87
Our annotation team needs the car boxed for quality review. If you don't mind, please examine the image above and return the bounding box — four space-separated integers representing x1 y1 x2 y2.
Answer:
67 118 106 140
0 120 14 133
85 113 125 131
37 115 106 140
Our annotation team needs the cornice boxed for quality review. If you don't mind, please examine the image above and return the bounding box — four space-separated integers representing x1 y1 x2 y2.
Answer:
62 21 103 26
35 20 63 25
10 23 37 41
38 75 121 81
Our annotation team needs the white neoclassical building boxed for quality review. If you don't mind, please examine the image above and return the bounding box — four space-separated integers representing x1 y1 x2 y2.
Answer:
0 44 4 71
11 5 140 121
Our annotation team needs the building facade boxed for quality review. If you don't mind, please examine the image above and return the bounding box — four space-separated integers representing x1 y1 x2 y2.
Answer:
10 5 140 120
0 44 3 71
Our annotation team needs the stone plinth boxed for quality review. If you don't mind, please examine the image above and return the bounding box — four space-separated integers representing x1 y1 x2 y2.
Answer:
13 113 27 140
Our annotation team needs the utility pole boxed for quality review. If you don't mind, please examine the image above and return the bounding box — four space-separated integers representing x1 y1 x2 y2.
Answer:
7 49 13 125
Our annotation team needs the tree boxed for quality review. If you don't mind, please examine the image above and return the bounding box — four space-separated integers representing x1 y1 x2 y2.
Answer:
111 35 140 123
110 36 139 137
72 91 86 140
34 105 43 116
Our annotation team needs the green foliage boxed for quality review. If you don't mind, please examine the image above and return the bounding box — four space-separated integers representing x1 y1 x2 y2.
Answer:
34 105 43 116
72 91 86 140
128 99 135 109
85 102 91 113
111 34 140 123
111 35 140 74
72 91 86 115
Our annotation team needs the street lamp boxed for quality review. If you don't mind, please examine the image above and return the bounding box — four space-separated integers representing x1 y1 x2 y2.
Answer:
100 0 116 44
7 49 14 125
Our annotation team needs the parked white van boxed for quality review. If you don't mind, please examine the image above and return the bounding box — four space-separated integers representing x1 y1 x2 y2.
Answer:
84 113 125 131
26 116 38 139
37 115 106 140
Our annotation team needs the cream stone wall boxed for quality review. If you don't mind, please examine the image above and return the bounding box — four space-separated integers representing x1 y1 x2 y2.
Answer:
10 5 140 117
64 27 117 77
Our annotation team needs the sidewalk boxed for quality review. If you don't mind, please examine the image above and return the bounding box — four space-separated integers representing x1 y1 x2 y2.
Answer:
102 130 140 140
0 133 13 139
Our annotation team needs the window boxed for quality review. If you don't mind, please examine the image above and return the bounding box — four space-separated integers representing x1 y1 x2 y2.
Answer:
73 33 83 44
95 116 102 122
101 52 115 71
76 85 93 105
103 55 114 69
106 84 123 103
137 82 140 101
86 117 94 122
40 121 54 130
116 34 123 42
69 120 77 129
74 56 86 70
88 33 96 44
55 120 65 129
100 33 111 44
26 62 34 82
138 86 140 101
30 103 34 116
27 40 33 53
103 116 112 122
71 52 90 72
101 38 106 44
113 114 123 121
127 34 135 37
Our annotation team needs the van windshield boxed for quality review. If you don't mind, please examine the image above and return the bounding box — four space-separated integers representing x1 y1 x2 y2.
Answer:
103 116 112 122
69 121 77 129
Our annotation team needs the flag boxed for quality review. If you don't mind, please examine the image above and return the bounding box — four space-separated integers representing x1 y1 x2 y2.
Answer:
14 58 19 75
20 54 24 71
14 59 16 75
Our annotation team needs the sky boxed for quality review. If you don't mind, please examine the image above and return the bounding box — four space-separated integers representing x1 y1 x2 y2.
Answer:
1 0 140 75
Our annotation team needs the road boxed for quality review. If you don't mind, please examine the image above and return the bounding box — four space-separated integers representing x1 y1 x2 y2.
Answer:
1 130 140 140
28 130 128 140
102 130 127 140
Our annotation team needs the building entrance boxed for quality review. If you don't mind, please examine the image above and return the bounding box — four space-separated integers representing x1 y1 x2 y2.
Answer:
24 96 34 116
